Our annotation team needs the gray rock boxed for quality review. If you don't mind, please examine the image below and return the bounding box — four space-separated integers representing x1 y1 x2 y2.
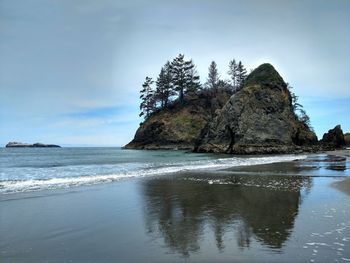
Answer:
195 63 318 154
320 125 345 148
124 89 232 150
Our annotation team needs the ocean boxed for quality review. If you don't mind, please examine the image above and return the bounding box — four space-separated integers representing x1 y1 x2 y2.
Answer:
0 147 306 194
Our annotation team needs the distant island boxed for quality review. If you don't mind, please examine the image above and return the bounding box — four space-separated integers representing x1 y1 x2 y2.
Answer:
125 54 347 154
6 142 61 148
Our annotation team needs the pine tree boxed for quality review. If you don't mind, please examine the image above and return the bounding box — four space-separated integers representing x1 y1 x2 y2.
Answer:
217 79 232 91
228 59 238 91
155 61 174 109
287 84 303 113
206 61 220 91
185 61 201 96
298 109 312 129
170 54 200 103
287 84 313 130
139 77 155 119
236 61 247 90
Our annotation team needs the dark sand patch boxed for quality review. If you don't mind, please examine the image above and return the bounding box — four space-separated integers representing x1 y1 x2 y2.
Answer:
226 160 306 174
332 178 350 196
325 149 350 157
226 153 349 176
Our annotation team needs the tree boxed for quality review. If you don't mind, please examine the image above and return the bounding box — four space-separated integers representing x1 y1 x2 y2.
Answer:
236 61 247 90
228 59 238 91
170 54 200 103
217 79 232 92
155 61 174 109
287 84 313 130
185 63 201 96
287 84 303 112
139 77 155 119
205 61 220 91
298 109 312 129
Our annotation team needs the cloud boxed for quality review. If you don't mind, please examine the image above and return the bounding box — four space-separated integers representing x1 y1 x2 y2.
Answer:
1 0 349 145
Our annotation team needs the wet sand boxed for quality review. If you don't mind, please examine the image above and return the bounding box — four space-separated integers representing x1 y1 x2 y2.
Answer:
333 178 350 196
1 154 350 262
325 149 350 157
326 149 350 196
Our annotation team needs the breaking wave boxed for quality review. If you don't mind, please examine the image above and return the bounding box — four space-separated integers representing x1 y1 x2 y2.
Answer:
0 155 306 194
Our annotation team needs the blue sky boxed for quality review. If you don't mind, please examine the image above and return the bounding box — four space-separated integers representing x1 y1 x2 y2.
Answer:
0 0 349 146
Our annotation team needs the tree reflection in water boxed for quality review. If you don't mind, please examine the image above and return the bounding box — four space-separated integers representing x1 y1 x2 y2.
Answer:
142 173 312 256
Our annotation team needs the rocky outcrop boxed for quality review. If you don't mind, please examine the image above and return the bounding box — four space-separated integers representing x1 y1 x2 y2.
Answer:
6 142 61 148
126 63 346 154
320 125 346 148
194 64 318 154
125 90 232 150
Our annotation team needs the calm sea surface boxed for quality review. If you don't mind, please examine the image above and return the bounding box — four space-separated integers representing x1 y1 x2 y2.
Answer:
0 147 349 262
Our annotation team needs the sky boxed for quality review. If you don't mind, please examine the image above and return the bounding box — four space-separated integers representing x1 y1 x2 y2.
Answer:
0 0 349 146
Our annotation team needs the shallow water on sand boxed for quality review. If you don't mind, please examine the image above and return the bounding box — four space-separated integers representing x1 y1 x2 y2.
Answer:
0 151 350 262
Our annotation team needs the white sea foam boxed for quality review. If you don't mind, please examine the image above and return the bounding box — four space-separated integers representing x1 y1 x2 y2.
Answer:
0 155 306 194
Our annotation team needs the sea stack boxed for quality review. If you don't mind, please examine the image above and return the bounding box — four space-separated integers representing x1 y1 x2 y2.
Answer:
194 63 318 154
320 125 346 148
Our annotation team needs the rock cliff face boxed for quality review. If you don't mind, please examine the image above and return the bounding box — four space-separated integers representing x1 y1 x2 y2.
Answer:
125 91 231 150
194 64 318 154
320 125 346 148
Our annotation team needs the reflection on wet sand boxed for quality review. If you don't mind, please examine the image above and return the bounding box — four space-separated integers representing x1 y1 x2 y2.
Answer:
325 156 347 171
142 173 312 256
302 154 348 172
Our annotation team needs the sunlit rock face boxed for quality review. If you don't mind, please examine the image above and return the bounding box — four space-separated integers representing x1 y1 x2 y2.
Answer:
195 63 317 154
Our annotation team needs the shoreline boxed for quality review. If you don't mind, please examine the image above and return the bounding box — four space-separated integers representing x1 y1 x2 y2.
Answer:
0 153 308 195
325 148 350 157
1 153 349 262
1 150 348 196
1 150 349 262
1 149 349 199
124 143 350 156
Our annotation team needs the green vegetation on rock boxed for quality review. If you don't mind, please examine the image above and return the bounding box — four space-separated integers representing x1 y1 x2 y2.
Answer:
126 57 345 153
244 63 286 88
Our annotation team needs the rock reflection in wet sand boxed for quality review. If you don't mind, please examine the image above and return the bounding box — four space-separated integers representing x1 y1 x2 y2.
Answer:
142 174 311 256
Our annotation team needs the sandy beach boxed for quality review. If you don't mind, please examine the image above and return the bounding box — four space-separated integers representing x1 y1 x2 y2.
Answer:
1 151 349 262
332 177 350 196
326 149 350 157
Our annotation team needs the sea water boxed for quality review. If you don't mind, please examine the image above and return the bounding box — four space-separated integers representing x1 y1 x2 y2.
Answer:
0 147 306 194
